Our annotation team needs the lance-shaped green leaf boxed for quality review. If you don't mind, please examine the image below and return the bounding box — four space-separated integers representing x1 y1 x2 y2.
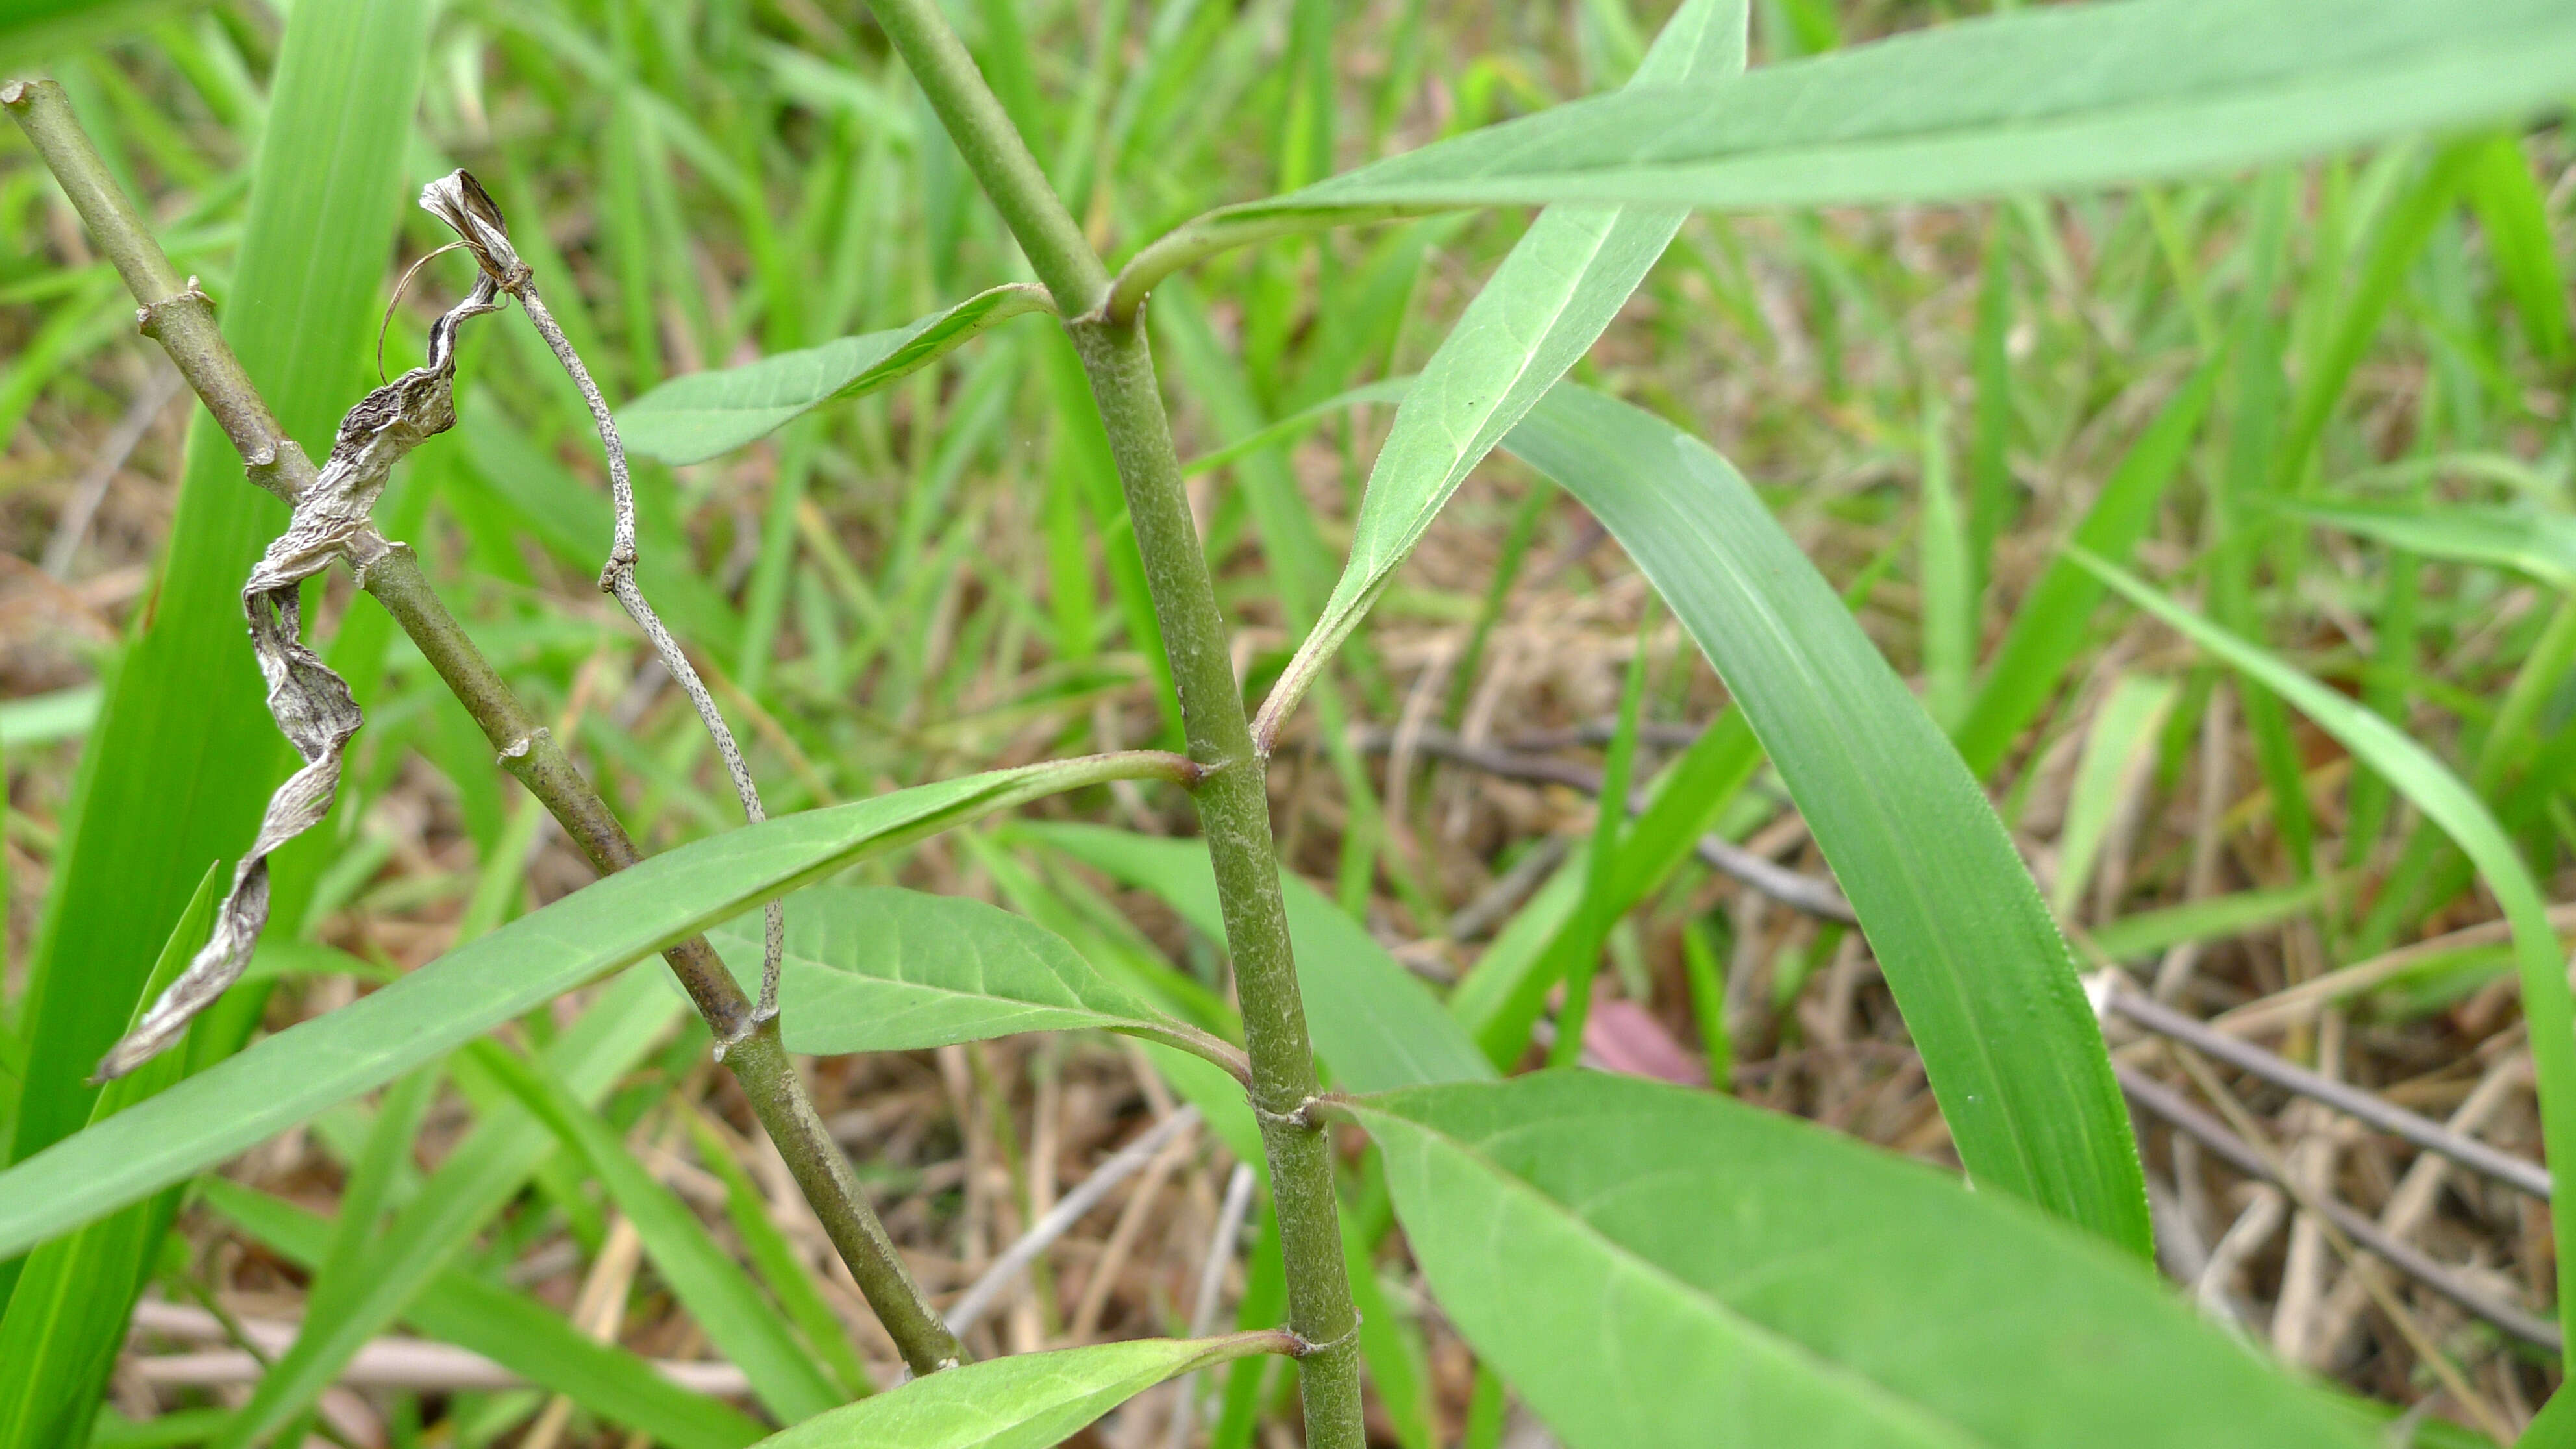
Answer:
707 887 1245 1075
0 753 1183 1259
756 1334 1289 1449
2281 500 2576 591
2075 549 2576 1363
1255 0 1745 739
1341 1074 2370 1449
0 863 219 1449
1502 384 2150 1256
618 284 1052 464
1113 0 2576 307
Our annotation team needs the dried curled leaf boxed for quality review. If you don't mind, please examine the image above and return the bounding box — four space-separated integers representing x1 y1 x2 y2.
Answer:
97 258 504 1079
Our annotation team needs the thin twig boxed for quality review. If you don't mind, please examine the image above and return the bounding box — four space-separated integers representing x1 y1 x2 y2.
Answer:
42 363 181 579
2102 976 2549 1199
943 1106 1202 1338
130 1300 753 1396
419 172 786 1054
2159 1046 2515 1443
1169 1162 1259 1449
2117 1065 2561 1357
1357 724 1857 923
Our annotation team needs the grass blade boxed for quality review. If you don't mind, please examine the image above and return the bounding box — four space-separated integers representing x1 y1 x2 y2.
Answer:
1952 363 2219 776
2075 547 2576 1367
201 1178 765 1449
2283 500 2576 589
0 862 219 1449
477 1043 843 1426
2467 134 2571 367
2050 675 2177 920
1504 384 2151 1256
5 0 430 1200
216 969 684 1446
1178 0 2576 236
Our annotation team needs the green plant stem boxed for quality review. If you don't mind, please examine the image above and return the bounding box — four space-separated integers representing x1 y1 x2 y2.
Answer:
3 75 965 1379
853 4 1366 1443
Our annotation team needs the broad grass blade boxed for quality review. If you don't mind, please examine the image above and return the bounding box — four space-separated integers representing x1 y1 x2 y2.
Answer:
0 862 218 1449
1348 1074 2370 1448
1504 384 2150 1256
0 756 1169 1259
754 1335 1282 1448
704 887 1239 1069
617 285 1052 464
1029 824 1493 1093
1259 0 1746 734
2077 549 2576 1367
5 0 430 1196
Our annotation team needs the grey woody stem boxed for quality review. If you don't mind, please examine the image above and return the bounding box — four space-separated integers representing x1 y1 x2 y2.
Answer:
850 5 1368 1445
3 75 964 1379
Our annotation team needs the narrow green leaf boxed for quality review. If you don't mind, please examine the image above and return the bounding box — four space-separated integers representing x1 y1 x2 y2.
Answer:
618 284 1054 464
1952 363 2218 776
1503 384 2150 1256
2285 500 2576 589
1178 375 1415 478
0 862 219 1449
0 0 192 71
2273 141 2479 489
2051 674 2177 919
1346 1074 2369 1448
1028 824 1494 1093
0 756 1175 1259
2077 878 2331 964
478 1045 843 1425
2467 134 2571 366
1918 393 1974 729
2076 549 2576 1365
1210 0 2576 224
756 1335 1284 1449
1262 0 1746 732
201 1179 763 1449
686 1115 876 1402
217 969 686 1447
704 887 1242 1071
7 0 430 1203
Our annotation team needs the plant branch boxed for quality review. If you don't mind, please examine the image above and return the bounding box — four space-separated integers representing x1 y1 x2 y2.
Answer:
4 76 963 1378
852 5 1366 1444
1104 203 1443 323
